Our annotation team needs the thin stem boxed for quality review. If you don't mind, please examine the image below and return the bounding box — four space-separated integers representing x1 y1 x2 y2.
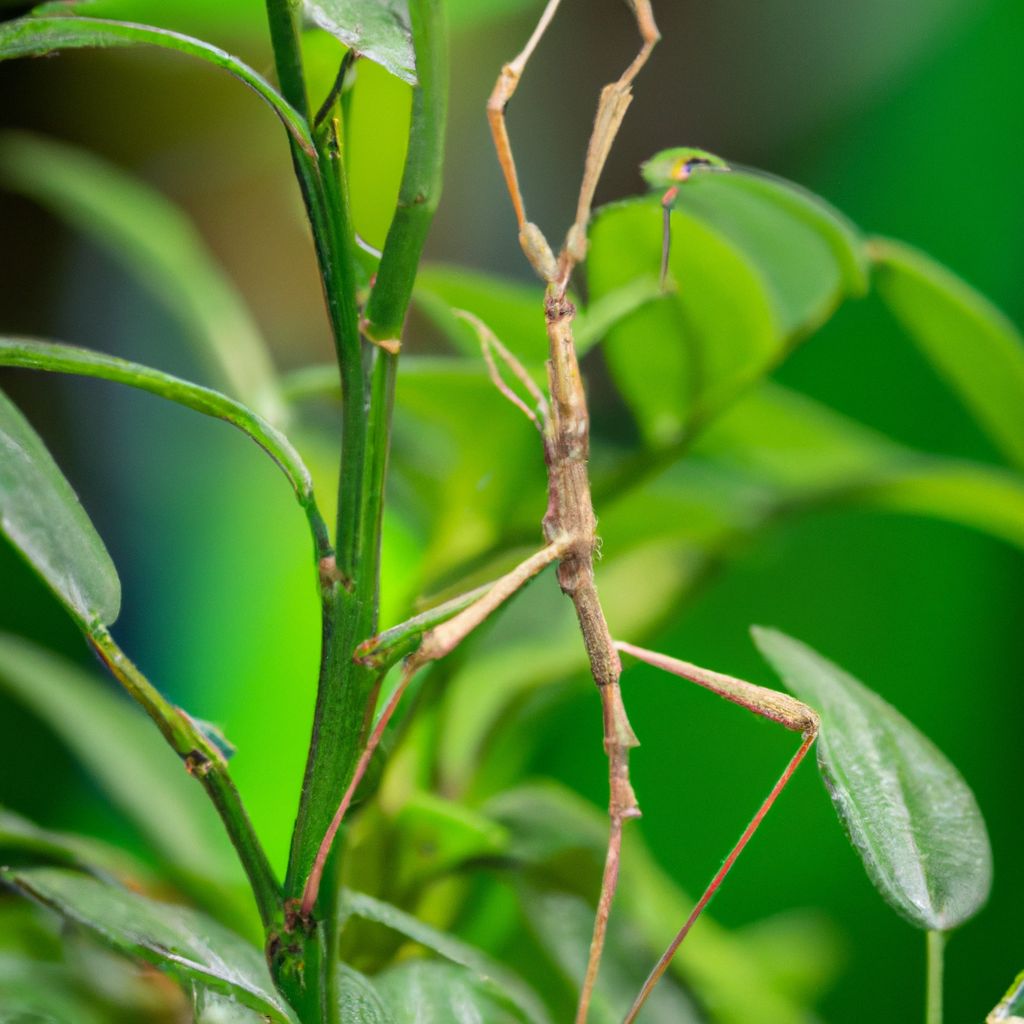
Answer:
926 930 945 1024
264 0 310 119
273 6 448 1019
87 625 280 929
363 0 448 348
623 731 817 1024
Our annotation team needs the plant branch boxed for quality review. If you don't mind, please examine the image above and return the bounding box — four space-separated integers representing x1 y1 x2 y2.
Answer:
87 625 280 930
271 4 448 1018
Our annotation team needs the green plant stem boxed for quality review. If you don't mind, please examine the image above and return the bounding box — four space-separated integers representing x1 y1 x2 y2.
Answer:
926 930 945 1024
363 0 448 346
261 4 445 1019
87 625 280 930
263 0 309 119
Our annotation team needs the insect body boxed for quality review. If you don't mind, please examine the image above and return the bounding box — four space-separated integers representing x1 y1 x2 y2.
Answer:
641 146 729 287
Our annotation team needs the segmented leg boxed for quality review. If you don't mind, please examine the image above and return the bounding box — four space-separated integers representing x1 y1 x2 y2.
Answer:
456 310 549 429
559 1 661 292
615 642 820 1021
299 540 568 916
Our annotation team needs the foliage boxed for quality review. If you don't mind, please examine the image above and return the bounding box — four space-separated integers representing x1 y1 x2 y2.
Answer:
0 1 1018 1022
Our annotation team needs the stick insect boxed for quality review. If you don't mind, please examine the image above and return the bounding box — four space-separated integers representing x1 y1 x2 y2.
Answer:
299 3 820 1020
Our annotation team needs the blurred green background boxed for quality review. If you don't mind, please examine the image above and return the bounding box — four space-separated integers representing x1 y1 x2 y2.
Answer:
1 1 1021 1021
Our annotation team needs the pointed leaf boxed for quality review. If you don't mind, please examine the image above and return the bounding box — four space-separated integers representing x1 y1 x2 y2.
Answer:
0 388 119 625
0 635 242 898
0 16 313 155
752 628 992 930
0 133 285 423
1 866 298 1022
871 238 1024 470
303 0 415 85
373 960 531 1024
692 382 1024 551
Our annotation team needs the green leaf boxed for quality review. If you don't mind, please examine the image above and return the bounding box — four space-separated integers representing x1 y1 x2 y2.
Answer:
339 890 549 1024
373 960 531 1024
0 635 243 902
871 238 1024 470
0 338 327 554
1 866 298 1022
303 0 415 84
752 628 992 931
415 262 660 363
988 970 1024 1023
591 198 776 444
690 382 1024 552
194 966 391 1023
0 133 285 424
0 16 313 156
589 169 866 443
392 358 547 580
0 387 120 625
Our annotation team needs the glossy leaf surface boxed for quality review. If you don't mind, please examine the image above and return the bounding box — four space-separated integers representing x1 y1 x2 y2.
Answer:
0 388 119 625
0 16 313 154
304 0 415 84
753 628 992 930
872 238 1024 470
2 867 297 1022
0 133 285 423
